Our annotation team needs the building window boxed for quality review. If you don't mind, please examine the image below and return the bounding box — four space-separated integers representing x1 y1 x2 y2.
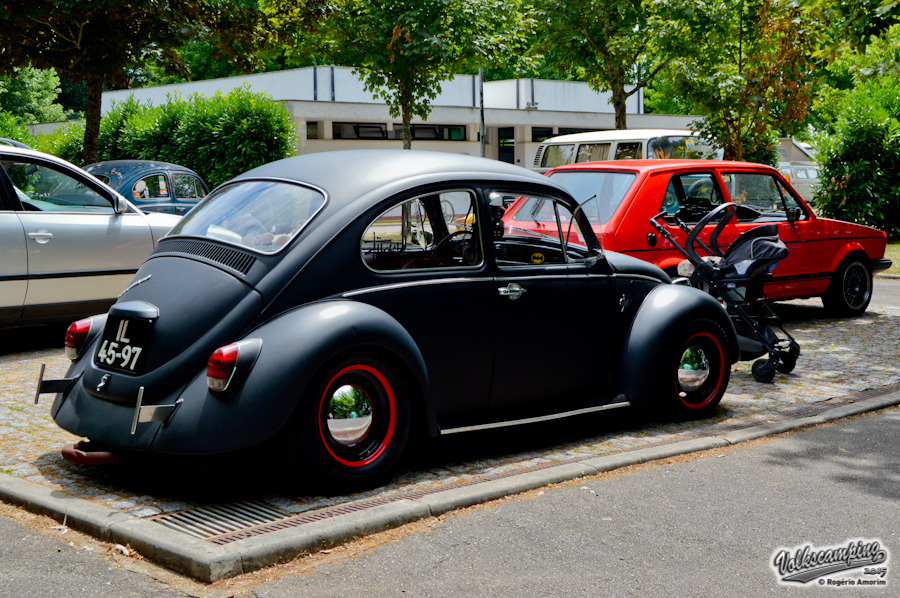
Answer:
532 127 553 142
306 121 319 140
557 128 594 136
333 122 388 139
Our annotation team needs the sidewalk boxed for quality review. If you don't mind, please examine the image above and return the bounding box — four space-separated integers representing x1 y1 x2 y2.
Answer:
1 297 898 581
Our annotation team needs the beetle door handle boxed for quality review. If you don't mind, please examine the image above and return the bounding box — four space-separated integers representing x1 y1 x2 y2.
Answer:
498 282 526 300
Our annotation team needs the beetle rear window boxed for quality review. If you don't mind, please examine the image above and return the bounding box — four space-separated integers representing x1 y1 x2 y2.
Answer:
168 180 326 253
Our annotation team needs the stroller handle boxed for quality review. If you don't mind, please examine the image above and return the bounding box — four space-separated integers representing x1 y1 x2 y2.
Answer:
684 202 737 262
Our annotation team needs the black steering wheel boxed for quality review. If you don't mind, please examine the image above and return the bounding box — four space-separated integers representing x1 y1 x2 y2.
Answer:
430 229 474 264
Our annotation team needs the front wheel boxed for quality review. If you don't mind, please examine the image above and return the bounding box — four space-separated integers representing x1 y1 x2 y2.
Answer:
822 258 872 317
280 356 411 490
664 319 730 419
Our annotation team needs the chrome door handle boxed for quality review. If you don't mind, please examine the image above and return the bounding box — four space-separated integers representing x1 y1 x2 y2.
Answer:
498 282 526 300
27 230 53 244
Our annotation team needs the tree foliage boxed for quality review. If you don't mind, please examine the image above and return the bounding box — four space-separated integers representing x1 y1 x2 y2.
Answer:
262 0 533 148
0 0 267 163
0 66 67 123
537 0 678 130
666 0 819 162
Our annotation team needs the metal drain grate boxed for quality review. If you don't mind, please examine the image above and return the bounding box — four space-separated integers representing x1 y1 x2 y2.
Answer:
150 500 291 540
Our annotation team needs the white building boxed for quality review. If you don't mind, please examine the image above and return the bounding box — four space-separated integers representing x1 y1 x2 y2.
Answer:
99 65 696 168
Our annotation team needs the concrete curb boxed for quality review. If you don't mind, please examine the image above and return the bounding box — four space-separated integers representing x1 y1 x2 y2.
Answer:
2 389 899 582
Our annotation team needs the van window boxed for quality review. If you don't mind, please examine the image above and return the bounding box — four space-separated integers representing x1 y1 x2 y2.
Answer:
614 142 642 159
576 143 611 163
540 144 577 169
649 136 719 159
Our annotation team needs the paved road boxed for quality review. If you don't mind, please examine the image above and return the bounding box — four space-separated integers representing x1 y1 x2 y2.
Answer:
1 406 897 597
873 276 900 309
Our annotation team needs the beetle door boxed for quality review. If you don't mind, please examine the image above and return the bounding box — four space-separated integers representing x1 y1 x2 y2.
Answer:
490 192 616 416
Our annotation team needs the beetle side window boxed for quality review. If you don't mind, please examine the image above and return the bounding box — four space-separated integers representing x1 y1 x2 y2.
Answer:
361 190 482 272
132 174 168 201
496 194 592 267
660 173 723 222
0 159 114 213
172 174 206 200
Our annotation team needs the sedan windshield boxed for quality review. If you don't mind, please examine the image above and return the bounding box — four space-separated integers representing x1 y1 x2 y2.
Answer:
168 180 326 253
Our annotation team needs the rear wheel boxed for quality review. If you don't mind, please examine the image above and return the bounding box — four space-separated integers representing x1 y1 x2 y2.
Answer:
665 319 730 418
280 356 411 489
822 258 872 317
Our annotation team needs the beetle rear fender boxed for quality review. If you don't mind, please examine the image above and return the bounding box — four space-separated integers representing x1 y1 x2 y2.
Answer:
151 300 431 455
616 284 738 410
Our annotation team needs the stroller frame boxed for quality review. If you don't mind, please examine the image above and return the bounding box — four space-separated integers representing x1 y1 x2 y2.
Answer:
650 203 801 383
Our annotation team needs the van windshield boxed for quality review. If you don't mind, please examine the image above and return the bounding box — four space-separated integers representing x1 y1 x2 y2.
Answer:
648 136 720 160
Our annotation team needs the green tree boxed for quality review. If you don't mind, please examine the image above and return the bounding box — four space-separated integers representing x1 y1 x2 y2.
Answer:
537 0 680 130
670 0 819 162
263 0 533 149
0 66 67 123
0 0 267 163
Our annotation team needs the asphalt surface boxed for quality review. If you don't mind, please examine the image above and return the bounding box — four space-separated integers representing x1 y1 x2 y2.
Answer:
0 404 896 597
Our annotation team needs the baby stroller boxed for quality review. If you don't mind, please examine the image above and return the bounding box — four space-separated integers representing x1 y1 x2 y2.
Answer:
651 203 801 383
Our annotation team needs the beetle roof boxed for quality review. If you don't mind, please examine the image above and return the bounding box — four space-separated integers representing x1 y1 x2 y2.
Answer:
234 150 565 207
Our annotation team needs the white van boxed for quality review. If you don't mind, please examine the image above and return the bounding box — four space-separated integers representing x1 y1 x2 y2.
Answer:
532 129 721 173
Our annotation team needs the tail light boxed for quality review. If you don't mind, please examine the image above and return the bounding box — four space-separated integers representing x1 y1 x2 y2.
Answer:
65 318 93 360
207 344 239 391
206 338 263 393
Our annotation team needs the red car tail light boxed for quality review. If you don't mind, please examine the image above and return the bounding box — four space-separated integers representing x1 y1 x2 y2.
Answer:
207 344 239 391
65 318 93 360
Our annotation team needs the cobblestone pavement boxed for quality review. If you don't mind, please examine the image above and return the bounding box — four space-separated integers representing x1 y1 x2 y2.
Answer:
1 298 898 521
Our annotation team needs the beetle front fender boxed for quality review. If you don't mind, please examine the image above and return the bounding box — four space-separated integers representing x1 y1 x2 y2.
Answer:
151 300 430 455
617 284 738 410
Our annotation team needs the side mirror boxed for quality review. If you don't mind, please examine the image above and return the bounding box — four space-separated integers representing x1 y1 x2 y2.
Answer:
112 194 125 214
785 207 801 223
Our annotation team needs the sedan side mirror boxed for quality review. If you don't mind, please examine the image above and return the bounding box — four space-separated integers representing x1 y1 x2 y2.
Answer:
786 206 801 223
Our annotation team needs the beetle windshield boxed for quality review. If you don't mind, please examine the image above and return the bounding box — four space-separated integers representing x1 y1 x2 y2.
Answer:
168 180 326 253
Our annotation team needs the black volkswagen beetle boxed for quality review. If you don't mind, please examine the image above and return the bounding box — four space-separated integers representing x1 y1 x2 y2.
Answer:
39 150 738 488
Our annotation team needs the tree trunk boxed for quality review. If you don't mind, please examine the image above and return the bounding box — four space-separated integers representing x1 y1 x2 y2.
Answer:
400 82 412 150
83 74 103 165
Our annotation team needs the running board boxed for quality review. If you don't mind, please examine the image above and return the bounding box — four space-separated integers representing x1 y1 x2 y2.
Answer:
440 400 631 435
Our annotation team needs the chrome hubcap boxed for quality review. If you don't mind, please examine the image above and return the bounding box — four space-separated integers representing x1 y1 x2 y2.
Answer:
677 346 711 393
325 384 373 446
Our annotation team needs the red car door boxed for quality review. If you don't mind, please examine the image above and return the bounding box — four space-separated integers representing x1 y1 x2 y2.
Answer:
720 169 824 300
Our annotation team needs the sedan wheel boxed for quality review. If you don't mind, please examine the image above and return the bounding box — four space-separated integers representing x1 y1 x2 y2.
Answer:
823 259 872 317
667 319 730 418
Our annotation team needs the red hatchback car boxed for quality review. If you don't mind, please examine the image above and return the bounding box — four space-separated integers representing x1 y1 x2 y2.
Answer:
504 160 891 316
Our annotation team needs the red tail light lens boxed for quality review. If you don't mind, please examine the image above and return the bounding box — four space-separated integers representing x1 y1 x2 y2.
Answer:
64 318 93 360
207 343 240 391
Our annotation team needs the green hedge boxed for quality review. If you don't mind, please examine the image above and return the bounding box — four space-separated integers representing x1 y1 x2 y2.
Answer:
33 86 296 187
0 110 31 144
813 110 900 239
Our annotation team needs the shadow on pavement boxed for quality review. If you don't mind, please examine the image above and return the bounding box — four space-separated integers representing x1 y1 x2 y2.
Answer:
0 324 67 356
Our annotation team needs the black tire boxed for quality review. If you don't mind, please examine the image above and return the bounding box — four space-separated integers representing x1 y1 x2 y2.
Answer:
752 357 777 383
279 355 411 490
664 319 730 418
822 258 872 317
776 347 799 374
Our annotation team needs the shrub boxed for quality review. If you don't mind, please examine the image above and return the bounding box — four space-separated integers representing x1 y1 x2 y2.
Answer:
33 86 296 182
0 110 32 145
813 104 900 238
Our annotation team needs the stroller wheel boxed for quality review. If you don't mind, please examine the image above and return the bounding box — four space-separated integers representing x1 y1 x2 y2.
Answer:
776 349 798 374
752 357 777 383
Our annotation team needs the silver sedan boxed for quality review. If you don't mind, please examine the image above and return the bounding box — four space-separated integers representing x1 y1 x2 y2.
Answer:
0 146 179 327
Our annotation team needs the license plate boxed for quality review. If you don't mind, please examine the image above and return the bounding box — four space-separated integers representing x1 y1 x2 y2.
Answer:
95 317 151 374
